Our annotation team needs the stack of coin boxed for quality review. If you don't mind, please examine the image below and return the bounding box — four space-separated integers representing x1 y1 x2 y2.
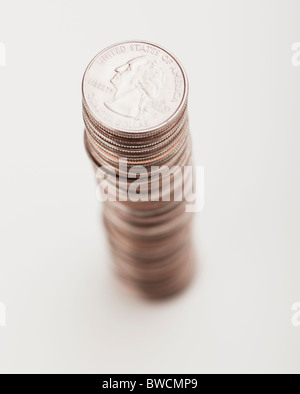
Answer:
82 41 195 298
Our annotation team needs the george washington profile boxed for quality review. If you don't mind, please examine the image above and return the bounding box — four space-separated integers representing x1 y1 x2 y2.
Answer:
105 56 164 120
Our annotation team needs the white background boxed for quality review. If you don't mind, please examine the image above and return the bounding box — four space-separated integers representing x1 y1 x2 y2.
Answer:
0 0 299 373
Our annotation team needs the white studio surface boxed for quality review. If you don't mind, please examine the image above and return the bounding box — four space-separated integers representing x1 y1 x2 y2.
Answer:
0 0 299 373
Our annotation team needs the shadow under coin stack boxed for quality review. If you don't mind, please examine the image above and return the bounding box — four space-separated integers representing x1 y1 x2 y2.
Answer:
82 41 195 299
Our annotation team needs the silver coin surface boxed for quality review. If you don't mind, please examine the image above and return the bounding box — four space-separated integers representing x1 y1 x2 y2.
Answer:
82 41 188 134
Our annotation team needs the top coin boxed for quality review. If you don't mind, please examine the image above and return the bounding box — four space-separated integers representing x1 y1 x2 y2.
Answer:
82 41 188 134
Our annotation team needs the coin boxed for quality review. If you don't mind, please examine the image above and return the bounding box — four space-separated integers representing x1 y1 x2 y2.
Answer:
82 41 188 135
82 41 195 299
